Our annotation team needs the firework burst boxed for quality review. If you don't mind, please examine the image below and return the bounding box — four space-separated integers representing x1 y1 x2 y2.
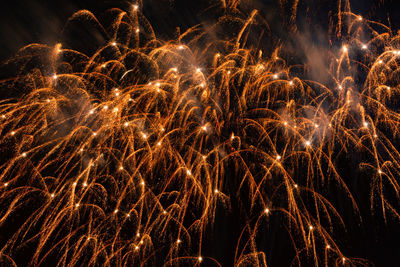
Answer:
1 1 400 266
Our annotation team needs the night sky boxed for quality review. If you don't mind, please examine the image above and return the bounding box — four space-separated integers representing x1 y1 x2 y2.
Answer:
1 0 399 62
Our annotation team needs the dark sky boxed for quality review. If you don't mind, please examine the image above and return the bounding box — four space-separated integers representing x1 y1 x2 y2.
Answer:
0 0 399 62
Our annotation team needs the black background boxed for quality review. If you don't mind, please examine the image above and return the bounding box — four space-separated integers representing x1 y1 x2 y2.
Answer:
1 0 399 62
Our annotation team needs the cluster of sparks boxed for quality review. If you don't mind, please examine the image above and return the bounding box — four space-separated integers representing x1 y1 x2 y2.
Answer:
1 1 400 266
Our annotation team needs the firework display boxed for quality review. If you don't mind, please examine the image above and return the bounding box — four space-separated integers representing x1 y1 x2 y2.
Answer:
1 1 400 266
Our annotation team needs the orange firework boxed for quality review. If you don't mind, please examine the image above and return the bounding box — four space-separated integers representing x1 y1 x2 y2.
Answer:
0 1 400 266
